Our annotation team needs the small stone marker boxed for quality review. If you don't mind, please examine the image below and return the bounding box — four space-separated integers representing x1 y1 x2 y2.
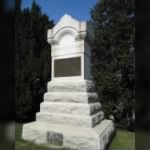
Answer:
47 131 63 146
22 14 115 150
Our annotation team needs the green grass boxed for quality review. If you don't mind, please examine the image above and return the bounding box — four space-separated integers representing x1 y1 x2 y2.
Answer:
16 123 135 150
109 128 135 150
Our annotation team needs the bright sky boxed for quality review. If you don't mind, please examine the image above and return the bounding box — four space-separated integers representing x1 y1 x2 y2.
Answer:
21 0 97 23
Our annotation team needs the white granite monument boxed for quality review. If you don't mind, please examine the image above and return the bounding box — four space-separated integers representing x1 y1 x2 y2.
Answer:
22 14 115 150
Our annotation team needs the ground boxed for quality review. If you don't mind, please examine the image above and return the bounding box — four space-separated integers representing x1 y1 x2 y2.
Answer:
16 123 135 150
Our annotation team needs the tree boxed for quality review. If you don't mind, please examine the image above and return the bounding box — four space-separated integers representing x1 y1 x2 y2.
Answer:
15 0 54 122
91 0 135 129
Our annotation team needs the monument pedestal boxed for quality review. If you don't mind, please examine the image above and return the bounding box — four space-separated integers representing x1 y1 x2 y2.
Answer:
22 80 114 150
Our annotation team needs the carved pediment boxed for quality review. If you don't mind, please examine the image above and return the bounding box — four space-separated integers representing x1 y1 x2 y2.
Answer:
47 14 94 45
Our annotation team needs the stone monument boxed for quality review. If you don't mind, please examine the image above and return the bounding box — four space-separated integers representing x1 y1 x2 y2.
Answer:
22 14 115 150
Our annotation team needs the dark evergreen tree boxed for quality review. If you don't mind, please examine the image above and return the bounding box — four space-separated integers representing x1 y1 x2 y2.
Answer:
91 0 135 129
15 0 54 122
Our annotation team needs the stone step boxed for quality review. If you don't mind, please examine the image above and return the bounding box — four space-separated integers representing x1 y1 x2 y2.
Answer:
36 111 104 128
22 120 115 150
44 92 98 103
47 80 95 92
40 102 101 115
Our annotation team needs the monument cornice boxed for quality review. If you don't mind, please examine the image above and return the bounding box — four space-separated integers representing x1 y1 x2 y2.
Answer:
47 14 94 46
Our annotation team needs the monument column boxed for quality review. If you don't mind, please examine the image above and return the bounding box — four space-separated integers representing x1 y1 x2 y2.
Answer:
22 14 115 150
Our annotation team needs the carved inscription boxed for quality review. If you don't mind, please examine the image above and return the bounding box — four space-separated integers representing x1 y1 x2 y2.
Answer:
54 57 81 77
47 131 63 146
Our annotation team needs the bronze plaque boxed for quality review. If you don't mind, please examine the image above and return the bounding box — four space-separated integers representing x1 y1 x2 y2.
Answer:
54 57 81 77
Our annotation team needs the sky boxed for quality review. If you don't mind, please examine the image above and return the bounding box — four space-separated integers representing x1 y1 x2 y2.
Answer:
21 0 97 23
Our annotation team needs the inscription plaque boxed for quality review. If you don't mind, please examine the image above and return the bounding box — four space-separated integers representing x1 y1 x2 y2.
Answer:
54 57 81 77
47 131 63 146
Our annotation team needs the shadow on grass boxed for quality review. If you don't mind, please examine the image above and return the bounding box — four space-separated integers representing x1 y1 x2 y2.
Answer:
105 129 117 150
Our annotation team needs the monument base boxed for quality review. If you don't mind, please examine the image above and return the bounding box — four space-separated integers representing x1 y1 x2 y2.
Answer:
22 119 115 150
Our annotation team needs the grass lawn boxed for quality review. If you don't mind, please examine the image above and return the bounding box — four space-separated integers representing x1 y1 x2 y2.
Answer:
108 128 135 150
16 123 135 150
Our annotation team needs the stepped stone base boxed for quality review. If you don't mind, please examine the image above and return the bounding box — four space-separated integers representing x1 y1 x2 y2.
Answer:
47 80 95 92
44 92 98 103
40 102 102 115
22 120 114 150
36 111 104 128
22 80 115 150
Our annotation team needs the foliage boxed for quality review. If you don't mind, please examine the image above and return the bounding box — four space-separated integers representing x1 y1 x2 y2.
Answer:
15 0 54 122
91 0 135 129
